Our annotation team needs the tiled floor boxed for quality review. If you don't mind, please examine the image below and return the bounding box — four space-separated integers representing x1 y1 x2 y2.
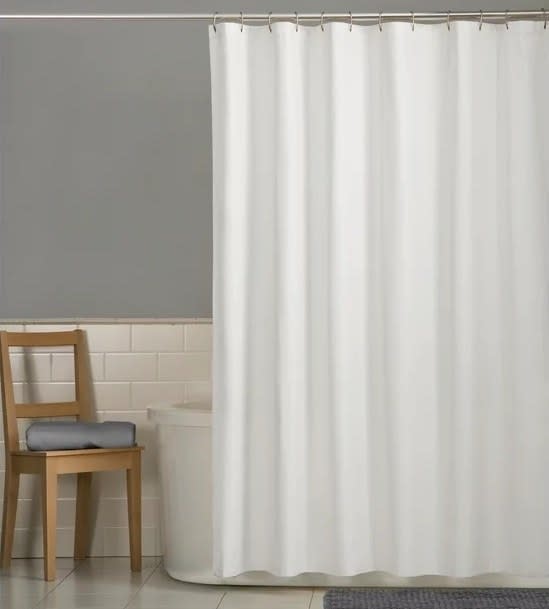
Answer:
0 557 325 609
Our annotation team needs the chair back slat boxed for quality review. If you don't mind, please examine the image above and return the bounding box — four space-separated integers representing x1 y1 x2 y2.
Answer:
0 329 92 454
6 331 80 348
15 402 81 418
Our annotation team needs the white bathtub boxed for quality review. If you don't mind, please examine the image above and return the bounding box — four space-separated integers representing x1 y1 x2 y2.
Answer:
148 402 549 588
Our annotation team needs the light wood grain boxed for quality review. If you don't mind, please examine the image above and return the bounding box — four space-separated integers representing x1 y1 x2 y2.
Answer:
2 331 80 347
74 472 92 560
127 452 142 572
42 461 57 581
0 469 19 569
15 402 80 418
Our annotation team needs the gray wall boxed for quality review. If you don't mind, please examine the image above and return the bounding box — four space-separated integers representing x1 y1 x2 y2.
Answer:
0 0 542 318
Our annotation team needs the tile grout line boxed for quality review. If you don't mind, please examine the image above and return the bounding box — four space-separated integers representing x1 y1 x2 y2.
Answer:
30 562 80 609
121 556 163 609
307 587 315 609
215 589 227 609
129 379 134 413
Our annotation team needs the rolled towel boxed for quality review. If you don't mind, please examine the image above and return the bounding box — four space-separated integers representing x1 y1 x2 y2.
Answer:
26 421 136 451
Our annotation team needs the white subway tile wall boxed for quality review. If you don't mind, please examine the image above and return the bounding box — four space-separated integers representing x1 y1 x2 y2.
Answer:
184 324 212 351
158 352 211 381
0 321 212 558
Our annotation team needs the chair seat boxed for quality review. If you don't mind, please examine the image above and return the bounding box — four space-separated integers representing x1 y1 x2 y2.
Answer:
26 421 136 452
12 446 143 457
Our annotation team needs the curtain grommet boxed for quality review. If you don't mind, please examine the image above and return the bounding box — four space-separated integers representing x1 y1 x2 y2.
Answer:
378 12 383 31
212 12 217 32
349 11 352 32
479 9 483 30
240 11 244 32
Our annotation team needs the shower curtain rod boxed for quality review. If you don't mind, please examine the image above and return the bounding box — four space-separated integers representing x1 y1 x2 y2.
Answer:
0 10 547 25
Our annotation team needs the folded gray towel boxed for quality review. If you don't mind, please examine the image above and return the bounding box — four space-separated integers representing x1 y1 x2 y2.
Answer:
26 421 136 451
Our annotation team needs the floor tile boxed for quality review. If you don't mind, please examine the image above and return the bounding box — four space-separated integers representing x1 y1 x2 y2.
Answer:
3 558 76 576
0 559 75 584
126 567 225 608
0 559 75 609
72 556 161 573
127 589 225 609
49 556 159 597
219 587 313 609
34 592 131 609
310 589 326 609
7 557 549 609
50 573 149 596
0 565 72 584
0 595 44 609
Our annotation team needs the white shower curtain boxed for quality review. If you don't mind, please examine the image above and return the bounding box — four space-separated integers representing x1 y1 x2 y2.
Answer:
210 20 549 577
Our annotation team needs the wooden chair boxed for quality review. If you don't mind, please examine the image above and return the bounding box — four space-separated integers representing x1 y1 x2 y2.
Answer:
0 329 143 581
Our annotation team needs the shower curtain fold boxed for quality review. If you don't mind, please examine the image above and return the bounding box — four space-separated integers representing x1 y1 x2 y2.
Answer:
210 20 549 578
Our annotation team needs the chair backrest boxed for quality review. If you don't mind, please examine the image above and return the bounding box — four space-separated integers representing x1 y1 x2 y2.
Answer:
0 329 92 453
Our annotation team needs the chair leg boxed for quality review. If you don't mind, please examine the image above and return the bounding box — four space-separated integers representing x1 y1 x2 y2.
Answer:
74 472 92 560
1 468 20 569
41 462 57 581
126 453 142 572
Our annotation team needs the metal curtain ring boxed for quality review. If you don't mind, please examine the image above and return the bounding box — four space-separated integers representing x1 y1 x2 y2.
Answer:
379 12 383 31
268 11 272 32
505 9 509 29
295 11 299 32
447 10 451 30
320 11 325 31
240 11 244 32
479 9 483 30
212 12 218 32
411 11 415 31
544 8 548 29
349 11 352 32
